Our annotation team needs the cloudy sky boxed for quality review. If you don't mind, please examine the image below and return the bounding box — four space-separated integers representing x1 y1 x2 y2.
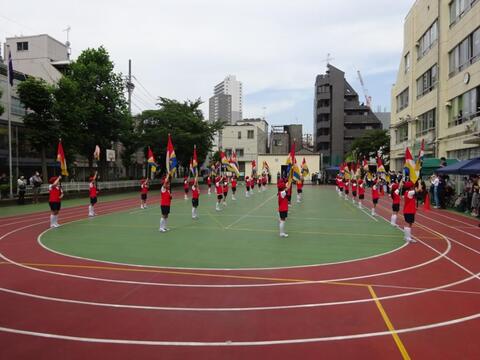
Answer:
1 0 414 133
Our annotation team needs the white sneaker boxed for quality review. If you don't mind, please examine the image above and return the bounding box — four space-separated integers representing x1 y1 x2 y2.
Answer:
409 238 417 243
280 233 289 238
159 228 166 232
53 223 60 228
50 225 56 229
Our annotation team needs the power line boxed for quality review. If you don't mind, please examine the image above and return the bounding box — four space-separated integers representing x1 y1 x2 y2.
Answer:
131 75 157 102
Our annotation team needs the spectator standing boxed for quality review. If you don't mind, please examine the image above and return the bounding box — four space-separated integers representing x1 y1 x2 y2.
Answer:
17 176 27 205
432 174 440 208
30 171 43 204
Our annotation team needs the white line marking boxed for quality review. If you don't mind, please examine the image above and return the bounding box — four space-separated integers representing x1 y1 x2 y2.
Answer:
0 312 479 345
224 193 277 229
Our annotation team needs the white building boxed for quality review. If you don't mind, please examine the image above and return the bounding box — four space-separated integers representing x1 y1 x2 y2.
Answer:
209 75 242 124
4 34 70 84
219 120 268 176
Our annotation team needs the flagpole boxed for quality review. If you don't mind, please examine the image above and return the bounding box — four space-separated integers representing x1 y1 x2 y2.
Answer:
6 44 13 198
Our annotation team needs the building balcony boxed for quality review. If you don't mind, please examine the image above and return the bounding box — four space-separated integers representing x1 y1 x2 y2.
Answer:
316 135 330 143
316 106 330 114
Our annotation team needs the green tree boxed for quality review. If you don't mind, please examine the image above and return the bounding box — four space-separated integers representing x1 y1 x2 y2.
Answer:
17 77 57 177
137 98 224 175
348 129 390 164
55 46 130 174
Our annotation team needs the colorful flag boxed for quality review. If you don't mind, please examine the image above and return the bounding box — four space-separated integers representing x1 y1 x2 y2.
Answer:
301 157 309 177
166 134 177 177
8 50 14 87
262 160 270 174
343 162 351 180
230 149 239 169
221 150 239 176
147 146 157 173
376 156 386 173
93 145 101 161
251 160 257 176
404 147 418 183
362 156 369 171
285 142 302 185
414 139 425 177
191 145 198 177
57 140 68 176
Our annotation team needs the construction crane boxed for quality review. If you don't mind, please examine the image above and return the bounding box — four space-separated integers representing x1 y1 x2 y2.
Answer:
357 70 372 109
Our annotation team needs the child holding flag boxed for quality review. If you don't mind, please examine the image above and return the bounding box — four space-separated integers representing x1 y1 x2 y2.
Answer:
344 178 350 200
351 178 357 205
245 176 250 197
88 171 99 217
140 178 149 209
159 177 172 232
191 177 200 219
49 176 63 228
278 179 291 237
207 175 212 195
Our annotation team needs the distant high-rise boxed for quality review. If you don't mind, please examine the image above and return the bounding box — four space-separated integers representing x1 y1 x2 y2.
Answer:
314 64 382 166
209 75 242 124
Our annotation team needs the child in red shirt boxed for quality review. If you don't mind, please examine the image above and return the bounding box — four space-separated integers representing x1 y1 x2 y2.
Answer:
357 178 365 208
222 177 229 207
140 178 149 209
278 179 291 237
215 176 223 211
207 175 212 195
191 178 200 219
183 176 189 200
390 182 401 226
159 177 172 232
403 181 420 243
49 176 63 228
296 178 304 203
245 176 250 197
351 178 357 204
231 176 237 200
371 179 380 216
88 171 98 217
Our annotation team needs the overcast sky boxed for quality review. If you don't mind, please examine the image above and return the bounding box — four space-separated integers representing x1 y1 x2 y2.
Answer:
1 0 414 133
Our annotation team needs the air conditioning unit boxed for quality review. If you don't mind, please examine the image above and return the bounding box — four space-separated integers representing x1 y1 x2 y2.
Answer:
445 101 452 107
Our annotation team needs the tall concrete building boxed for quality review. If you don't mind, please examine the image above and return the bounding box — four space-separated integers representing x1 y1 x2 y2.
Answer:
209 75 242 124
314 64 382 166
270 124 303 154
390 0 480 170
4 34 70 84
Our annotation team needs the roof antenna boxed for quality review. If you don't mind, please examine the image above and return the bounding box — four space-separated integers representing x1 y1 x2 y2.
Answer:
63 26 71 59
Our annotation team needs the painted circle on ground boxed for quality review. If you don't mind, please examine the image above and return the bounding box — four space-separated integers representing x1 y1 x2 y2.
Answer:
40 188 406 269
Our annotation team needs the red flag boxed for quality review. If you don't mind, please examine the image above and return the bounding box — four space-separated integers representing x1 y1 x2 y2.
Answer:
57 140 68 176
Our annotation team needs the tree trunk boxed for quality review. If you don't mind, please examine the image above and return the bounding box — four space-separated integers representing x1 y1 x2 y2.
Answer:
41 146 48 180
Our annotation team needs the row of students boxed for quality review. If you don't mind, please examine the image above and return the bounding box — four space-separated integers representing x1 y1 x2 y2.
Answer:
337 174 421 244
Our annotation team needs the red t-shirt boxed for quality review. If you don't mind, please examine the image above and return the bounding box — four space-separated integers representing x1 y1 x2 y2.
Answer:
89 182 97 198
192 185 199 199
344 181 350 192
223 182 229 193
232 179 237 188
183 180 189 190
403 190 416 214
372 184 379 200
215 181 223 195
278 190 288 212
207 177 212 186
391 186 401 205
49 185 61 203
262 177 267 185
140 182 148 194
297 181 303 191
161 187 171 206
338 179 344 189
351 181 357 192
358 180 365 195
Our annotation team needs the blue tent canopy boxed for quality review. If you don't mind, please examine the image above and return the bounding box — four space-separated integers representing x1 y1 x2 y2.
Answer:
435 157 480 175
325 166 340 173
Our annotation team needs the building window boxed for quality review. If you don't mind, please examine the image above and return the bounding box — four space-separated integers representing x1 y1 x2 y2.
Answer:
317 99 330 108
417 20 438 60
416 64 438 99
225 148 232 157
247 130 254 139
317 114 329 122
318 142 329 150
317 85 329 94
396 88 409 112
450 0 479 26
404 52 411 73
236 148 244 157
449 27 480 76
237 131 242 139
10 97 26 116
416 109 436 136
396 124 408 143
273 139 282 146
448 86 480 127
318 128 330 136
16 41 28 51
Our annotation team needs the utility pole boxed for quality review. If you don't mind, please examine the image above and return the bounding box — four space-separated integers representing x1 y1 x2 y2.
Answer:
127 59 135 115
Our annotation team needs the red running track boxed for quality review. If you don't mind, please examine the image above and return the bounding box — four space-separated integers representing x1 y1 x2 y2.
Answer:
0 187 479 359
